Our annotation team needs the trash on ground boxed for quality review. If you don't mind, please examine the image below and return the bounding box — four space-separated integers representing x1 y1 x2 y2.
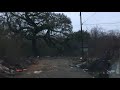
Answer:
0 64 15 75
76 64 81 68
34 70 42 74
108 70 115 73
23 69 27 71
16 69 23 72
83 69 88 71
80 57 82 60
37 56 39 58
75 63 86 67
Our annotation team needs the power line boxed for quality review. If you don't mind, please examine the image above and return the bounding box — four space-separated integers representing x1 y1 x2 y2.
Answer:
81 12 120 31
82 24 120 32
82 12 96 24
84 21 120 25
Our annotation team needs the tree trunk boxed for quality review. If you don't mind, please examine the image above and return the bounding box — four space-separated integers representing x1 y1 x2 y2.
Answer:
32 38 37 57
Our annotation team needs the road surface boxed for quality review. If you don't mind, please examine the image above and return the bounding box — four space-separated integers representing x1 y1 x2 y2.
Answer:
13 57 92 78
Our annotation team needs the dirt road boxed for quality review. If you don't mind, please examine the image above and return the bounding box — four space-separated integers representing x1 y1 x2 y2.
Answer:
13 57 92 78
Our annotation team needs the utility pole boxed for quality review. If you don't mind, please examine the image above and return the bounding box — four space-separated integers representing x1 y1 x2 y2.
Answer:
80 12 84 58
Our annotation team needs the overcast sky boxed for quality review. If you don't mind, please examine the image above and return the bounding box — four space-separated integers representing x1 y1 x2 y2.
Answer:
59 12 120 32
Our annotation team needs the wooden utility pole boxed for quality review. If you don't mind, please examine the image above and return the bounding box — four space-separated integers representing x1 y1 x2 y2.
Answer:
80 12 84 58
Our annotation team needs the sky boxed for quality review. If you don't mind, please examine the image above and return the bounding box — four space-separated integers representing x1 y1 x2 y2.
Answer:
58 12 120 32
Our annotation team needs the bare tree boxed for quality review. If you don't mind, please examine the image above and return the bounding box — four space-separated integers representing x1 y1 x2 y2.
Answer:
2 12 73 56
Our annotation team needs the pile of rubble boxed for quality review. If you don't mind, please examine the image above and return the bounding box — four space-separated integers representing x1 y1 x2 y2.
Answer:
0 57 39 78
0 60 15 78
74 57 111 78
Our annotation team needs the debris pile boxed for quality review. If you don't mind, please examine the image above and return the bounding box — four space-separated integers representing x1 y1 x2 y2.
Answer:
0 56 40 77
74 57 111 78
0 60 15 78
